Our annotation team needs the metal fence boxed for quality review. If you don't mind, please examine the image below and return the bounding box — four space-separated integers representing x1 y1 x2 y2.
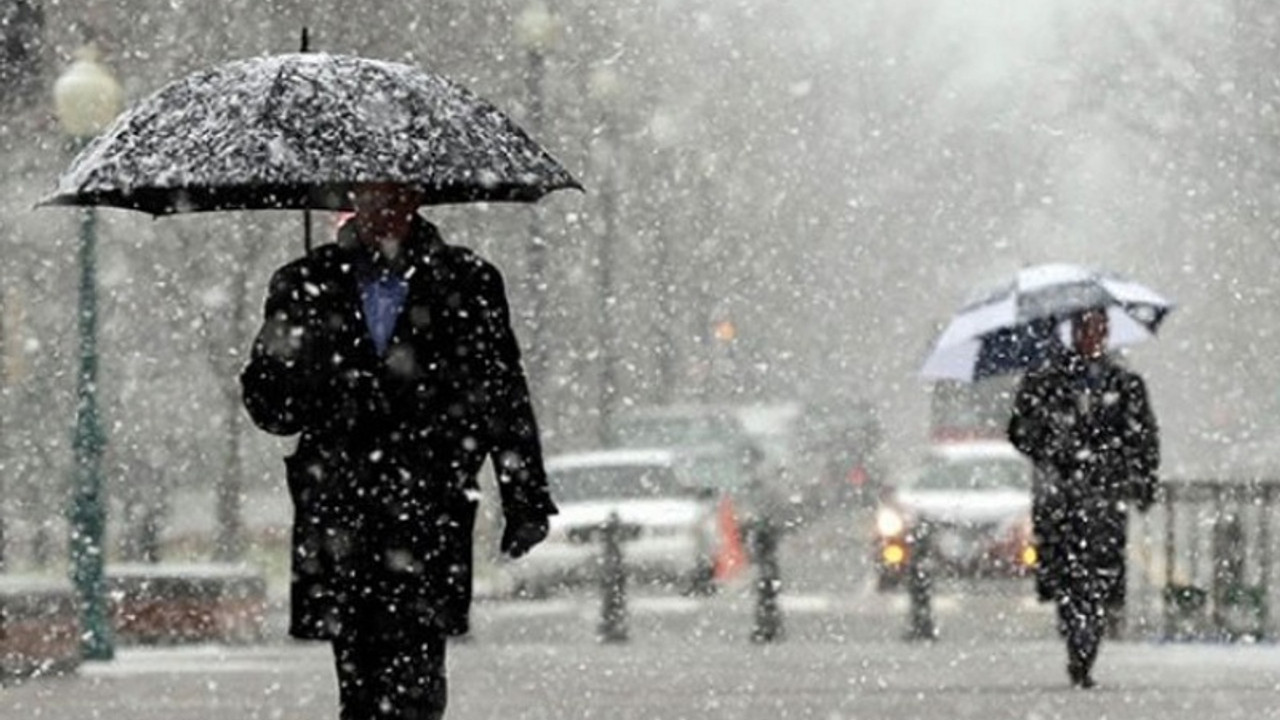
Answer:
1127 480 1279 642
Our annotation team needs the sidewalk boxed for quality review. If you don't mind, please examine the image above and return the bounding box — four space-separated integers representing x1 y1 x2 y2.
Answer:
4 637 1279 719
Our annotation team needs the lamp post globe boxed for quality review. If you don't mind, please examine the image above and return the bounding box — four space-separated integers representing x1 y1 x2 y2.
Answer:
588 65 621 103
54 43 122 662
514 1 559 54
54 45 123 139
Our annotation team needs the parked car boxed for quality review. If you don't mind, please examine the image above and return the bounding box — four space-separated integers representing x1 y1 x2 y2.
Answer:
873 441 1036 591
506 447 746 597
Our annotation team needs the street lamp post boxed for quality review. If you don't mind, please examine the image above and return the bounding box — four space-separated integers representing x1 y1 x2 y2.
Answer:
589 66 622 444
515 1 559 396
53 44 123 662
648 108 682 404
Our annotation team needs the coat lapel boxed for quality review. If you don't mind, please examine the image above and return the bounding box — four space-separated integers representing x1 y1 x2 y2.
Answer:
328 250 382 368
384 218 446 360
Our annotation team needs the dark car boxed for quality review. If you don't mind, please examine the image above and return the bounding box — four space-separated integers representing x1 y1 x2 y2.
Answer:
787 398 885 511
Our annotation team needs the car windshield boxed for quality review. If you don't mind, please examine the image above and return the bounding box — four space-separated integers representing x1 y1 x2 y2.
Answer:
548 464 686 503
914 459 1030 491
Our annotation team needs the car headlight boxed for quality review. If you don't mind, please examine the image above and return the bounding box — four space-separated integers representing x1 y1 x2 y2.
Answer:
882 542 907 566
876 507 906 537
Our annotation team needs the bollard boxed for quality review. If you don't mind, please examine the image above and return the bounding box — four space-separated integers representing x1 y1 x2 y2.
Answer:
904 520 937 641
598 511 629 644
750 517 784 644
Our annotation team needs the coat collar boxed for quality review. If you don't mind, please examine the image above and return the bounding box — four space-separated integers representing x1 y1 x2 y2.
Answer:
334 214 445 275
1049 349 1122 383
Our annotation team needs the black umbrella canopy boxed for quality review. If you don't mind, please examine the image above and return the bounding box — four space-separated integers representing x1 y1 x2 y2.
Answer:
41 53 582 214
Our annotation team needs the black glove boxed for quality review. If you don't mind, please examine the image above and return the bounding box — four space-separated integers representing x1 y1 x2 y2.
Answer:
501 516 549 559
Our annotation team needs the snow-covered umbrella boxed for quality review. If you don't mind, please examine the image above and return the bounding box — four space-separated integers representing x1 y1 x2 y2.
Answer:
40 52 581 225
920 263 1174 382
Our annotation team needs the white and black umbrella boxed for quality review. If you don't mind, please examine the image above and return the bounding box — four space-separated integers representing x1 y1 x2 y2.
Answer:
41 52 581 221
921 263 1174 382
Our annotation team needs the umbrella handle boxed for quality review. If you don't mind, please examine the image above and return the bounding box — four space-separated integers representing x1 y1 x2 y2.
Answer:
303 209 312 255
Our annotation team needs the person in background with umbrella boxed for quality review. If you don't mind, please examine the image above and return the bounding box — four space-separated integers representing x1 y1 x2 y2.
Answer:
241 181 558 720
1006 308 1159 689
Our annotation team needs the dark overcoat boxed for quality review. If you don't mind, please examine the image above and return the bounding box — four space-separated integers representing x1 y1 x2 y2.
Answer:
1007 351 1159 605
241 217 556 641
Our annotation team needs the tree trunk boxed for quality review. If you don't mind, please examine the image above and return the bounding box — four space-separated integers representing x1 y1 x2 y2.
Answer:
214 260 251 561
214 379 245 560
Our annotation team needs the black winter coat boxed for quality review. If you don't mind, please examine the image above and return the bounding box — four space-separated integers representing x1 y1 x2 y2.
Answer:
241 218 556 641
1007 351 1159 604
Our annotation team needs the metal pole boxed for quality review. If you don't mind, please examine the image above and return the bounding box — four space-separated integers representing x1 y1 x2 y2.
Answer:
750 518 784 643
598 512 628 643
524 48 549 397
70 202 113 660
905 520 936 641
301 27 314 257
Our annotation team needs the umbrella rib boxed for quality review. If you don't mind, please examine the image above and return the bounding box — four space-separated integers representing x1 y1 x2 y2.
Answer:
258 61 292 133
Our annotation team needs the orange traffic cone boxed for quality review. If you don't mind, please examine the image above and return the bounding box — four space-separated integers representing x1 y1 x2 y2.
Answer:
713 495 747 582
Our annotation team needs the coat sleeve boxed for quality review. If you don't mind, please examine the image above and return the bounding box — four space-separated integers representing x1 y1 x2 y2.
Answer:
240 263 324 437
1008 373 1049 465
1121 373 1160 508
472 261 558 520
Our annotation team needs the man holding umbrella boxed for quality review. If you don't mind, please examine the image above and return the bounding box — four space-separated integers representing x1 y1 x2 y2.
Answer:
241 182 557 719
1007 308 1159 689
43 47 581 719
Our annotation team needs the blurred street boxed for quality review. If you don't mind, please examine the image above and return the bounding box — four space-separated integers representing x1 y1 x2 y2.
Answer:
7 637 1280 720
9 509 1276 719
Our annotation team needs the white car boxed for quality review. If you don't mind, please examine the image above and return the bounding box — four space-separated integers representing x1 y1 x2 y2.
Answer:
873 441 1036 590
506 448 733 597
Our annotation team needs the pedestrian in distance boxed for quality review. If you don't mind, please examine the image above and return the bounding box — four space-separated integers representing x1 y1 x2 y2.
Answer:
1006 308 1159 689
241 183 558 720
